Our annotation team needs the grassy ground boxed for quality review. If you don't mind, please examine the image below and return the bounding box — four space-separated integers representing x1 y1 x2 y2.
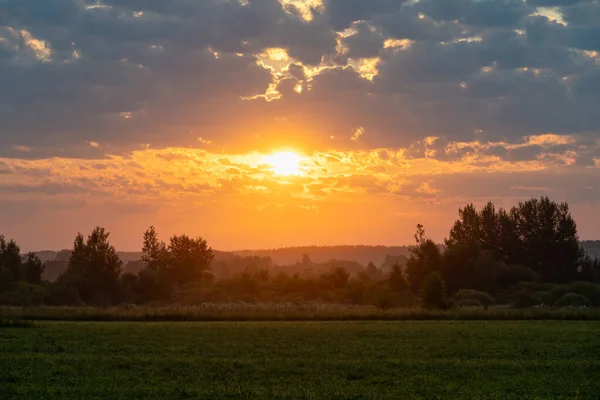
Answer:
3 304 600 321
2 321 600 399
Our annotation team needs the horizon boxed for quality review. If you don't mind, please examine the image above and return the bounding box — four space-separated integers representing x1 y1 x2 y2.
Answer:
28 237 600 255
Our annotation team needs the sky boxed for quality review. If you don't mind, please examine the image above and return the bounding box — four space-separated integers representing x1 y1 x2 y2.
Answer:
2 0 600 251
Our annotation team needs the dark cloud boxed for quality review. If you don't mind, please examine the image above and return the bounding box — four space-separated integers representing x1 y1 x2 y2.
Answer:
527 0 587 6
422 168 600 205
505 144 544 161
415 0 532 27
0 0 600 157
323 0 400 31
342 22 384 59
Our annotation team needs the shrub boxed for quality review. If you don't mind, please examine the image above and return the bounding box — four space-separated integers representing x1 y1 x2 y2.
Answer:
545 284 570 305
512 290 542 308
43 282 83 306
535 291 552 306
0 283 47 306
495 264 540 288
455 298 483 308
567 282 600 306
454 290 495 309
375 291 400 310
421 272 448 310
556 293 592 308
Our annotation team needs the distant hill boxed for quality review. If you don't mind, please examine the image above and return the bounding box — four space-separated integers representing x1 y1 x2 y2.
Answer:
36 242 600 282
233 245 411 266
36 246 411 281
36 246 411 269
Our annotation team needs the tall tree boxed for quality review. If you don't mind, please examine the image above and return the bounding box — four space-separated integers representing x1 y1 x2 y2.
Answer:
388 263 408 293
510 197 584 282
137 228 214 302
421 271 447 310
445 204 481 250
496 208 520 264
406 224 443 292
60 227 123 304
22 253 44 285
0 235 22 282
142 226 168 271
0 235 21 293
168 234 214 286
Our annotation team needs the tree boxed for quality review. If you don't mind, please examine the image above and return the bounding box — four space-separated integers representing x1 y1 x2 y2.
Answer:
388 263 408 293
510 197 584 282
443 198 584 289
0 235 22 283
60 227 123 304
168 234 214 286
302 253 312 265
138 226 172 302
136 228 214 302
364 261 385 280
421 271 447 310
22 253 44 285
496 209 520 264
142 226 168 271
406 224 443 292
445 204 484 251
118 272 139 303
320 267 350 290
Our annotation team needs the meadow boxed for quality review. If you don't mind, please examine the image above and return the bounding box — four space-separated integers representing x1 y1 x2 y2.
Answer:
2 321 600 399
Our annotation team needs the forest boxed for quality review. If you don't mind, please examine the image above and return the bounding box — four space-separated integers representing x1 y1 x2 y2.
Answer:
1 197 600 310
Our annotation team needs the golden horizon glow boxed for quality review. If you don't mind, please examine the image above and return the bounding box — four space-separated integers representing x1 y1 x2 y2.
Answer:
262 151 303 176
2 135 599 250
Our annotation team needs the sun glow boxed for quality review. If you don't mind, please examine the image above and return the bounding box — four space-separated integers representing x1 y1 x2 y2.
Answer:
263 151 303 176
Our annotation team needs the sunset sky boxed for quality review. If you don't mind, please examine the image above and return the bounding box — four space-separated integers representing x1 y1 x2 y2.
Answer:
2 0 600 251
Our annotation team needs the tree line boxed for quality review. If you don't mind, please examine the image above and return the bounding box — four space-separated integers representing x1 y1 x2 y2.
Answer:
1 197 599 309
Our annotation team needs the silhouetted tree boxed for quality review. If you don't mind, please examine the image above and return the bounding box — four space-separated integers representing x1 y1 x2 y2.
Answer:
406 224 443 292
302 253 312 265
363 261 385 280
0 235 22 284
137 226 173 302
168 234 214 286
510 197 584 282
142 226 168 271
388 263 408 293
445 204 481 250
320 267 350 289
445 198 584 286
421 271 447 310
22 253 44 285
118 272 139 303
136 227 214 302
60 227 123 304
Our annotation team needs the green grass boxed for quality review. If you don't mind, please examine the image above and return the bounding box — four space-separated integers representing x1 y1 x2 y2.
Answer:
0 317 33 328
1 321 600 399
3 304 600 321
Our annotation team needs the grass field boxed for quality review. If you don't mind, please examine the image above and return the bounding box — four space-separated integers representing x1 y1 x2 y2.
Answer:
2 321 600 399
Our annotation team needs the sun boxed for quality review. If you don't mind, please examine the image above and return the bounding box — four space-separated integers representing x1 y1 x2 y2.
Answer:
263 151 302 176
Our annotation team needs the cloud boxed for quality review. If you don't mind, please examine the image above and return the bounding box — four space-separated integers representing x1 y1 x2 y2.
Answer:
2 0 600 157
